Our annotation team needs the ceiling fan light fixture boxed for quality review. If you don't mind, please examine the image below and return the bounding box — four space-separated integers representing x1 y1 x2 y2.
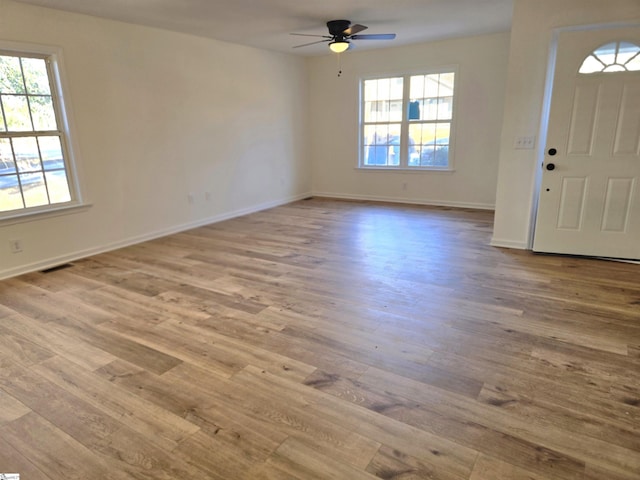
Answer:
329 40 350 53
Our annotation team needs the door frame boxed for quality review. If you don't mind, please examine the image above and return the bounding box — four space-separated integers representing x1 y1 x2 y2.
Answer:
528 21 640 249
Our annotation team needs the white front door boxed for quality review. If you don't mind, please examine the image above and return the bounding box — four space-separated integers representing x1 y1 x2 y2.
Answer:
533 27 640 260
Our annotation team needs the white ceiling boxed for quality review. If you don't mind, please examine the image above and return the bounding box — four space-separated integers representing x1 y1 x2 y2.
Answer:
15 0 514 56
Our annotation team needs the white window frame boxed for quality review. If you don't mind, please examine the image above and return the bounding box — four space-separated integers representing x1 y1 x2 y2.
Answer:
358 66 458 172
0 40 85 223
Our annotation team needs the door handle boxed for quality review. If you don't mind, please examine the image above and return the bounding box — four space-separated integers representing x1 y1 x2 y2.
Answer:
546 163 555 171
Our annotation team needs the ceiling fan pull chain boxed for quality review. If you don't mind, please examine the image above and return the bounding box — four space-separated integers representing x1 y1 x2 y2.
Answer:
337 52 342 77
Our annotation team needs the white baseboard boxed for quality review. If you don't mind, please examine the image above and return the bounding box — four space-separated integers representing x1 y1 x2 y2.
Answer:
0 191 312 281
490 237 528 250
311 191 495 211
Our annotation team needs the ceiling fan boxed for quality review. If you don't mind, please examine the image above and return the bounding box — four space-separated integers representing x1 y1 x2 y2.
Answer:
291 20 396 53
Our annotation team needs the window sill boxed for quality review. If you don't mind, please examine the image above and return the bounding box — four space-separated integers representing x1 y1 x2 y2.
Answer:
0 202 92 226
356 166 455 173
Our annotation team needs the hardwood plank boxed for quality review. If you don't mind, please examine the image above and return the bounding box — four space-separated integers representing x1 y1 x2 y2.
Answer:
0 313 117 371
91 423 212 480
356 367 637 479
0 359 123 447
469 454 548 480
0 412 124 480
0 387 31 425
0 436 53 480
31 355 199 451
366 444 469 480
0 323 55 366
48 316 183 375
269 437 380 480
237 365 478 480
95 359 287 459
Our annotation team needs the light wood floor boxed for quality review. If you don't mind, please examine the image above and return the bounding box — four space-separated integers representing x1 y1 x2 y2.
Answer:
1 198 639 480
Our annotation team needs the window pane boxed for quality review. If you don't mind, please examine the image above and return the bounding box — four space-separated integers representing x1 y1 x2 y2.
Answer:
627 54 640 72
364 77 403 101
409 123 450 167
364 80 378 101
603 64 626 73
0 175 24 211
364 100 377 123
364 123 401 166
39 136 64 170
365 78 403 122
616 42 639 64
438 97 453 120
424 74 440 97
365 100 403 123
409 123 436 145
0 138 15 173
30 95 57 130
389 77 403 100
579 55 605 74
410 75 424 98
0 56 25 94
439 73 455 96
45 170 71 204
593 42 617 66
12 137 42 172
3 94 33 131
21 57 51 95
21 171 49 207
423 98 438 121
436 123 451 145
409 73 455 122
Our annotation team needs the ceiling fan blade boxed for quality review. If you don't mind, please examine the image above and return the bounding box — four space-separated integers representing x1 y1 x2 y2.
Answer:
351 33 396 40
292 39 331 49
290 33 331 38
343 24 367 36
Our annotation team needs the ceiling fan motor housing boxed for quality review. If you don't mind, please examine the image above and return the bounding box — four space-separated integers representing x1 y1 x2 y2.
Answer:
327 20 351 37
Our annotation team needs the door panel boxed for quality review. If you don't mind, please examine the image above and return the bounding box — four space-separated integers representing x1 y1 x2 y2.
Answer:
533 27 640 260
567 83 600 155
614 83 640 154
557 177 587 229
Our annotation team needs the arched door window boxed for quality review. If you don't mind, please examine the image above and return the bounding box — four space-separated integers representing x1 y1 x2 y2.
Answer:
579 41 640 73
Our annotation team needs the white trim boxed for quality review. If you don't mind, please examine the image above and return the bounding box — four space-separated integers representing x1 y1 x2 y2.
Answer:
354 166 455 174
0 201 91 226
0 192 311 280
312 191 494 210
490 237 528 249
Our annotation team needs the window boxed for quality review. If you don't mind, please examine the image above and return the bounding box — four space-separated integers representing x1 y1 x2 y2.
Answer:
579 42 640 74
360 71 456 169
0 47 79 218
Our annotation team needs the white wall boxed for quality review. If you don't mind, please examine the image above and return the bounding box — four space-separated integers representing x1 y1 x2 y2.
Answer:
307 32 510 209
491 0 640 249
0 0 311 279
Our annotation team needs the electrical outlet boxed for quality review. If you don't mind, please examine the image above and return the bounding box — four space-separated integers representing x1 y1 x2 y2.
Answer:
402 182 408 191
9 238 23 253
514 136 536 150
204 191 212 202
187 193 195 204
